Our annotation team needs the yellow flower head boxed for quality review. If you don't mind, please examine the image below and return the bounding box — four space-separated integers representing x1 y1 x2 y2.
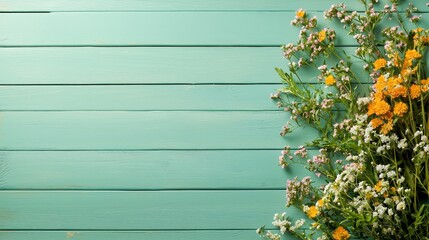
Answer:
305 205 319 218
374 181 383 192
410 84 421 99
296 9 305 18
325 75 336 86
333 226 350 240
318 30 326 42
405 49 422 60
388 85 407 99
380 119 393 135
393 102 408 117
373 58 387 71
370 118 383 128
369 100 390 116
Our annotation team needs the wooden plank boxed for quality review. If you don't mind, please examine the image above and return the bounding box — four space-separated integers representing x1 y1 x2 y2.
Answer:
0 230 267 240
1 12 426 47
0 47 362 84
0 11 390 47
0 111 317 150
0 150 320 190
0 0 425 12
0 47 284 84
0 85 281 110
0 190 305 229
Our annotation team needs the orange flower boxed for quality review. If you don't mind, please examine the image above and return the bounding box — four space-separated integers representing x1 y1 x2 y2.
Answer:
375 181 383 192
332 226 350 240
325 75 336 86
370 118 383 128
318 30 326 41
372 100 390 116
388 85 407 99
380 119 393 135
374 75 387 92
373 58 387 71
405 49 422 60
393 102 408 117
296 9 305 18
306 205 319 218
410 84 421 99
421 79 429 92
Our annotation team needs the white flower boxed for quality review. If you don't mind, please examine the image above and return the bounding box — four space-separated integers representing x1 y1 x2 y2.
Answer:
398 139 407 149
396 201 406 211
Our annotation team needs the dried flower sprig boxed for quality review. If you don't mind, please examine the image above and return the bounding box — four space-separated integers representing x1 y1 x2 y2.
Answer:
258 0 429 239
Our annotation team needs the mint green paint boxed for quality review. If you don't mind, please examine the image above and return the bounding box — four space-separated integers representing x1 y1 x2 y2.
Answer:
0 190 303 229
0 230 272 240
0 11 406 47
0 111 318 150
0 47 284 84
0 0 425 12
0 1 418 239
0 85 281 110
0 150 322 190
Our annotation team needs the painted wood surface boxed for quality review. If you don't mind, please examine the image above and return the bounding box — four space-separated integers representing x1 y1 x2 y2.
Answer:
0 0 426 12
0 47 365 84
0 12 382 47
0 230 274 240
0 150 321 190
0 85 281 110
0 190 304 229
0 47 284 84
0 111 317 150
1 0 419 239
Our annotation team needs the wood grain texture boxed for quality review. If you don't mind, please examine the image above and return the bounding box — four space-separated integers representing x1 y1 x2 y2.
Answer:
0 0 425 12
0 150 322 190
0 12 370 47
0 190 307 229
0 85 280 110
0 47 364 84
0 12 426 47
0 47 284 84
0 111 317 150
0 230 274 240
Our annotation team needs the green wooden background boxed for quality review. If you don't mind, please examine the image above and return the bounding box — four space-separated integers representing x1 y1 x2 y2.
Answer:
0 1 427 239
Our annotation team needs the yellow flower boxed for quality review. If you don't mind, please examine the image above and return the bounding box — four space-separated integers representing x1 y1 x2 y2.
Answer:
393 102 408 117
374 181 383 192
373 58 387 71
421 79 429 92
305 205 319 218
296 9 305 18
410 84 421 99
368 100 390 116
318 30 326 41
387 84 407 99
405 49 422 60
380 119 393 135
332 226 350 240
325 75 336 86
370 118 383 128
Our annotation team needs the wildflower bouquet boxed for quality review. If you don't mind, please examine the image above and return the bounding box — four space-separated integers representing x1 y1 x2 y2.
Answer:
258 1 429 239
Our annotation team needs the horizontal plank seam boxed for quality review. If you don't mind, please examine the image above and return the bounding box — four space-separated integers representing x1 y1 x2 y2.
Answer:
0 83 281 86
0 228 280 231
0 110 282 112
0 148 314 151
0 189 284 192
0 44 362 48
0 188 286 191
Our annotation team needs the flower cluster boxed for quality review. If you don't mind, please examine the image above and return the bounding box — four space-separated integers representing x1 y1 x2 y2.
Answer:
258 1 429 239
